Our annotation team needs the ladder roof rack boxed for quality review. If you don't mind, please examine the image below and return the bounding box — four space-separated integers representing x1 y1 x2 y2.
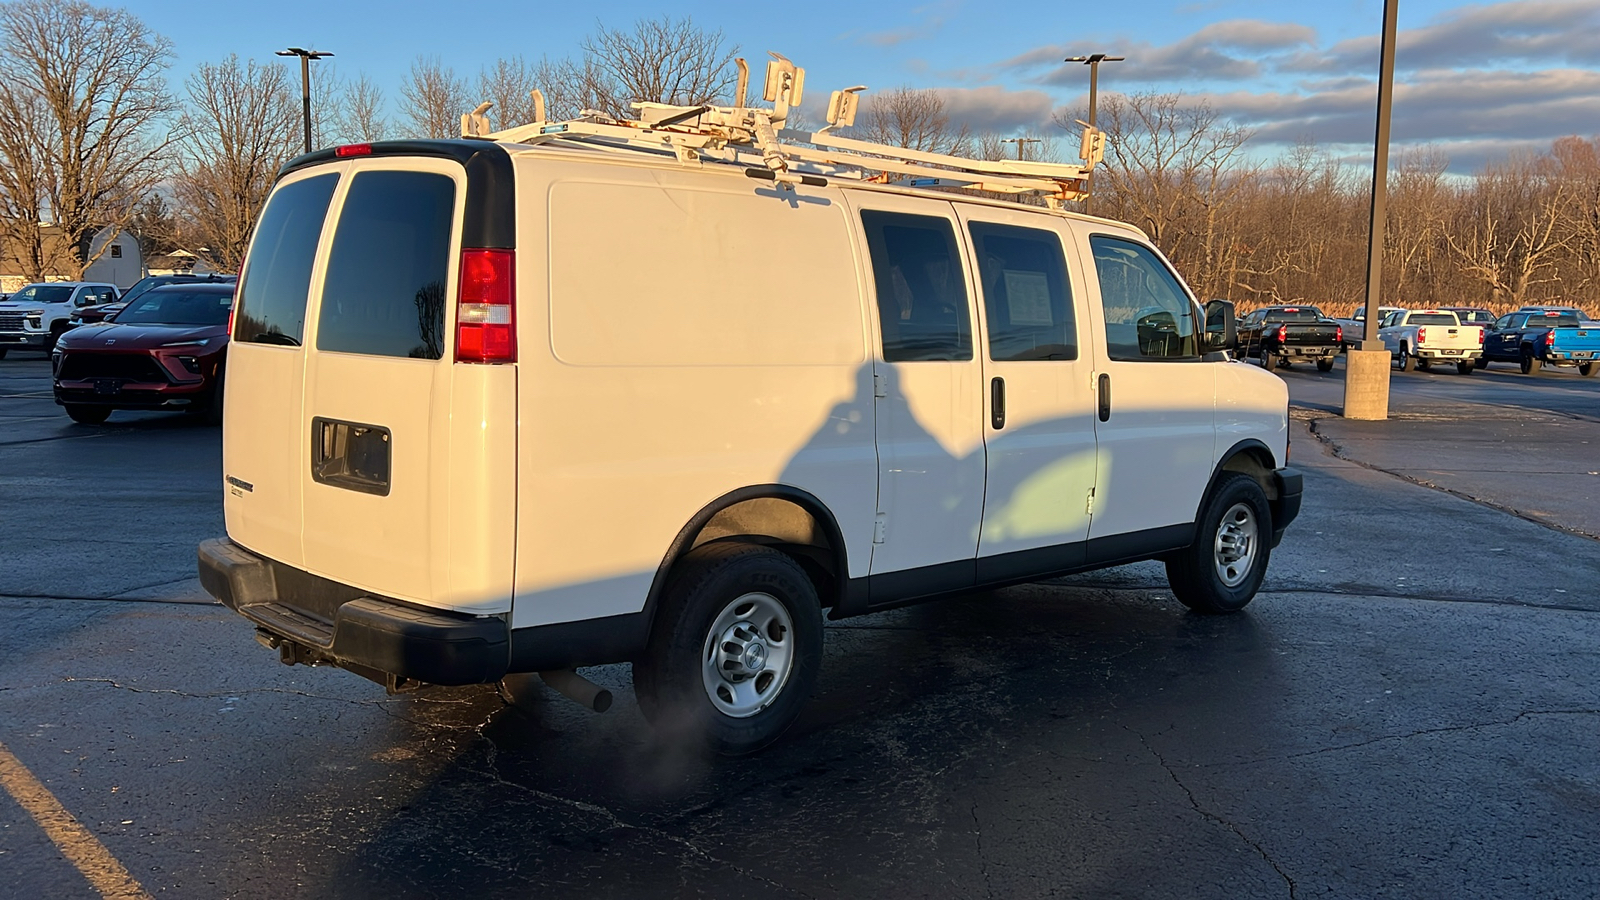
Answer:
462 52 1106 209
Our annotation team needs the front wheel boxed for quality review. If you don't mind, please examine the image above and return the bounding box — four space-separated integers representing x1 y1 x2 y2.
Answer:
1316 357 1335 372
634 542 823 756
1166 472 1272 614
65 404 111 425
1457 360 1475 375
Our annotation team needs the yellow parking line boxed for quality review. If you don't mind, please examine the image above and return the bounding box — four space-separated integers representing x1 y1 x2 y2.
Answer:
0 740 151 900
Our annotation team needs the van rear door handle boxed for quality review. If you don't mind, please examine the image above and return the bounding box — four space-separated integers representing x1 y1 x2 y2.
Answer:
990 376 1005 430
1098 373 1111 422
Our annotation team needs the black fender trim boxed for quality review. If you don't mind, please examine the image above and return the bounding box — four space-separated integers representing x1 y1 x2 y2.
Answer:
1197 439 1277 520
1269 468 1303 547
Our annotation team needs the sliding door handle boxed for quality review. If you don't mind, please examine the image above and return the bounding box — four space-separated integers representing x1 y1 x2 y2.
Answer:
991 376 1006 429
1097 373 1111 422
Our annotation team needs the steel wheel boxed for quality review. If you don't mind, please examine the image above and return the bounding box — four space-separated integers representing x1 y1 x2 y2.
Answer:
700 592 796 718
1212 502 1259 588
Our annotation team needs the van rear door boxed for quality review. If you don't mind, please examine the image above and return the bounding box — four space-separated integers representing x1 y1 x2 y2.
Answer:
297 155 517 615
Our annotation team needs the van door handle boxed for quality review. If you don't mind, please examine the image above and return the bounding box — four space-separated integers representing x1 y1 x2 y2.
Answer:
1097 373 1111 422
990 377 1005 430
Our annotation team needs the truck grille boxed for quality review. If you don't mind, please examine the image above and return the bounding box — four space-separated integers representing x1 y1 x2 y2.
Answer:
0 312 26 331
56 353 170 382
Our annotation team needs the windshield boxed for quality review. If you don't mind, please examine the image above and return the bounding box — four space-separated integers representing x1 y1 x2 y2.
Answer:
114 289 233 326
1263 308 1324 322
9 284 73 304
118 276 172 306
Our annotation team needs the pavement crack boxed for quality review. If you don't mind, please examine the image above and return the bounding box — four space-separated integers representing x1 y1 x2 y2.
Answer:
0 592 219 607
971 802 994 898
1303 416 1599 542
1130 726 1298 899
1214 708 1600 769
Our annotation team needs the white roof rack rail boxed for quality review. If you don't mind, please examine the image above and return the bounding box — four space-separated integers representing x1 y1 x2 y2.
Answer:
461 52 1106 208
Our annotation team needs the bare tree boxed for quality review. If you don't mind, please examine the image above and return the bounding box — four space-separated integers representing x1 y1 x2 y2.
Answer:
1443 153 1571 307
331 72 388 142
402 56 469 139
172 55 299 270
0 0 174 280
1549 135 1600 295
478 56 543 130
581 16 739 119
854 87 971 156
124 192 179 257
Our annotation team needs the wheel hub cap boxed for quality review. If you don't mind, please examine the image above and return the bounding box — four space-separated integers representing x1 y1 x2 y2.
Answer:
702 592 795 718
1213 502 1259 588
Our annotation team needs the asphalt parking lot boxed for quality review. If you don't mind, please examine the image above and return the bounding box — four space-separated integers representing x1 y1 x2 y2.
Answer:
3 352 1600 899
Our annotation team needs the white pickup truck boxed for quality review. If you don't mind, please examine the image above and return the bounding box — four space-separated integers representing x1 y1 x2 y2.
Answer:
1379 309 1484 374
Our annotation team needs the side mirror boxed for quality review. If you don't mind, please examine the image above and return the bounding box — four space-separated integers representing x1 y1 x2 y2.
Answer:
1203 299 1237 354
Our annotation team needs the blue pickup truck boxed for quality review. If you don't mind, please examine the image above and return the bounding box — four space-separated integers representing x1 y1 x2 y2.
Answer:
1479 307 1600 375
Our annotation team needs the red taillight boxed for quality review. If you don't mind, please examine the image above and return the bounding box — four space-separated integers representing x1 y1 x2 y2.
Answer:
456 248 516 363
1276 324 1287 342
1478 329 1484 344
1545 330 1555 346
1419 327 1428 343
1336 325 1343 344
335 143 373 157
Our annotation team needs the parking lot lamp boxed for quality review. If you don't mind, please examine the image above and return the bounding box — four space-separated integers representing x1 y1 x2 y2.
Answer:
1064 54 1123 213
1341 0 1397 420
276 48 334 155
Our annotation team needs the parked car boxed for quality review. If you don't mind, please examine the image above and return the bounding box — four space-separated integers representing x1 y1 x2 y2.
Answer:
197 84 1302 755
1236 305 1343 371
1480 307 1600 375
1334 305 1404 348
51 283 234 424
0 281 120 357
1440 306 1496 328
1378 309 1483 374
71 274 238 328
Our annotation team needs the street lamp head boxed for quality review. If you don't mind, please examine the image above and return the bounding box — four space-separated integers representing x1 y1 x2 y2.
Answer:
1065 54 1125 64
277 47 333 60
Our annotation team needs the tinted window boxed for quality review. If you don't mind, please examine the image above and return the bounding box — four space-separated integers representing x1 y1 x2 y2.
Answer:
1410 313 1459 325
969 222 1076 361
11 285 73 304
317 171 456 359
235 174 338 346
1534 312 1581 327
1263 308 1323 322
861 211 972 362
115 289 234 326
1089 236 1198 360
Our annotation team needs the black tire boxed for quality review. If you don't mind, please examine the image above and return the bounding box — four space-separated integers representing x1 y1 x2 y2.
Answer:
65 404 111 425
1258 350 1273 369
1316 357 1334 373
1580 362 1596 377
1476 357 1490 370
1416 357 1431 371
1520 348 1540 375
1457 360 1475 376
1165 472 1272 615
634 542 823 756
0 348 8 360
44 324 68 354
1398 345 1415 372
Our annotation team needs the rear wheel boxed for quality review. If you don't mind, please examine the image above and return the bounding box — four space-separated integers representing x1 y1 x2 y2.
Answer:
1520 348 1541 375
1316 357 1335 372
1166 472 1272 615
1476 357 1491 370
1580 362 1596 377
1398 345 1415 372
1258 350 1274 369
65 404 111 425
634 542 823 756
1457 360 1475 375
0 348 8 360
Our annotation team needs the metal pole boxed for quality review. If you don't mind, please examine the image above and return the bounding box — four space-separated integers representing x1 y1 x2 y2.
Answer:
299 54 312 155
1361 0 1399 349
1085 59 1098 213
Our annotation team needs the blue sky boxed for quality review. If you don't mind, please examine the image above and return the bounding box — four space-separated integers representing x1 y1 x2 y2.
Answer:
129 0 1600 171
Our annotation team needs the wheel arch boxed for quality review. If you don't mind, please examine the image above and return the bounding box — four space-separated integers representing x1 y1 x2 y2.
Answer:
641 485 850 635
1197 439 1280 523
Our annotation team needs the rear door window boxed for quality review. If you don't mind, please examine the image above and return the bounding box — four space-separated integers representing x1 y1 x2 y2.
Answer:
235 173 339 346
317 170 457 360
861 210 972 362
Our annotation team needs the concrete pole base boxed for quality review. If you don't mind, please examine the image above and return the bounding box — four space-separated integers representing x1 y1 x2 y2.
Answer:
1342 349 1392 420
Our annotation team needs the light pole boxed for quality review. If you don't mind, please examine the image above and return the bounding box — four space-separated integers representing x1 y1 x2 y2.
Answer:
1064 54 1123 212
1001 137 1042 160
1341 0 1398 421
276 47 333 155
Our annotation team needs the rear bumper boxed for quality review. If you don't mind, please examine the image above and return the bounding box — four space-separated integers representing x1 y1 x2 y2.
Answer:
1270 344 1338 358
1414 348 1481 359
1270 468 1303 547
198 538 510 685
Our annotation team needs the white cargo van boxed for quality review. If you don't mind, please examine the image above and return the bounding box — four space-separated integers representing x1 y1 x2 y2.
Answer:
200 65 1301 754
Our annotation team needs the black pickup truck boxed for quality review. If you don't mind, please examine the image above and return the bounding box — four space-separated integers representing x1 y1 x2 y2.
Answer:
1237 306 1344 371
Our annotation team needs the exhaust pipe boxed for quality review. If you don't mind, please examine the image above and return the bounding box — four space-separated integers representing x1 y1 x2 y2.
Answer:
537 669 613 713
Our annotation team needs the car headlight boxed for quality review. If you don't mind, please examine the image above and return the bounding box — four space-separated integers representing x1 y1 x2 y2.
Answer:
160 338 213 348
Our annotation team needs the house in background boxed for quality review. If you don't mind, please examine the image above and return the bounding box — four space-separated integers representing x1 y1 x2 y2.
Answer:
146 249 222 277
1 225 144 292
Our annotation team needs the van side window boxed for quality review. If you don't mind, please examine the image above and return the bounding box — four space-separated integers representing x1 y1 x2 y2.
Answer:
861 210 973 362
317 171 456 360
969 222 1076 361
235 174 339 346
1089 235 1198 361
